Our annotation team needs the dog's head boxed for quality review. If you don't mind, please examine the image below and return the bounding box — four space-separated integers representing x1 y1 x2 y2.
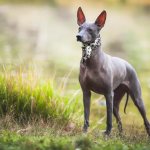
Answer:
76 7 106 45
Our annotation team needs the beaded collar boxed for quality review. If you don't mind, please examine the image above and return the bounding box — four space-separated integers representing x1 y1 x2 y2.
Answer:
82 36 101 63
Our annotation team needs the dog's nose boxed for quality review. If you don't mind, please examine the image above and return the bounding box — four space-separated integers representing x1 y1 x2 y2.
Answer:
76 35 82 41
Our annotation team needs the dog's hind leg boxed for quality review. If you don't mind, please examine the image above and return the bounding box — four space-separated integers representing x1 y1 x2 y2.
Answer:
113 84 127 132
129 75 150 136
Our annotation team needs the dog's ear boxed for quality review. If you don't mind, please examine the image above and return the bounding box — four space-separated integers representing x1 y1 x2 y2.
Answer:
95 10 107 28
77 7 86 26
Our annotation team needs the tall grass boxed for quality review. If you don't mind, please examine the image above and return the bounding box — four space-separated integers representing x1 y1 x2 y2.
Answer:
0 70 81 125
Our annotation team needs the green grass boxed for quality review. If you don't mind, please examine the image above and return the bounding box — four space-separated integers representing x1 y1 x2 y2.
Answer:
0 130 150 150
0 70 82 125
0 70 150 150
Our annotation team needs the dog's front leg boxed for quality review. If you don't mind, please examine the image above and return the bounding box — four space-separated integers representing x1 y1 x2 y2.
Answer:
82 90 91 133
104 91 114 135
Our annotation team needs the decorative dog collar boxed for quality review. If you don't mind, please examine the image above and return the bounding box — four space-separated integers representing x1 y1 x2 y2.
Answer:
82 37 101 63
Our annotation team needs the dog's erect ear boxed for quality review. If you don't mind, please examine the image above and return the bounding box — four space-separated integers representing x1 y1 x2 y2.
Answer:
95 10 107 28
77 7 86 26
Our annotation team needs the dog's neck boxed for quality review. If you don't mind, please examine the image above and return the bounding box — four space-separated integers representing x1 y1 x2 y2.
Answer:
81 36 101 64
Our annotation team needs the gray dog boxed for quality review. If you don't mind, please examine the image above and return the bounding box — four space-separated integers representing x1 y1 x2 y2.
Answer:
76 7 150 136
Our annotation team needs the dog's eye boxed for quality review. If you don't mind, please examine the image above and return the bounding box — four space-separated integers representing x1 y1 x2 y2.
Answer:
87 28 92 32
78 27 82 32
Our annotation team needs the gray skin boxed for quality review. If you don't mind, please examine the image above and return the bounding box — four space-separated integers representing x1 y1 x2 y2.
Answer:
76 7 150 136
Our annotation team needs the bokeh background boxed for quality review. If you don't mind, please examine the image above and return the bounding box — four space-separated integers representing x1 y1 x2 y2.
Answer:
0 0 150 129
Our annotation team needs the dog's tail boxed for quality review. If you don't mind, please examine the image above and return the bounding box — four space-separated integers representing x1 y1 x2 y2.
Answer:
124 92 129 114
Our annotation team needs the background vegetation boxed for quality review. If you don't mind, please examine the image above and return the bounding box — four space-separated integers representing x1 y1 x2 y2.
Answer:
0 0 150 149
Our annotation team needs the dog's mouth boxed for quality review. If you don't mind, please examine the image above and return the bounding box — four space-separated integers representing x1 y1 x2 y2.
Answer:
82 41 92 45
76 39 92 45
76 35 93 45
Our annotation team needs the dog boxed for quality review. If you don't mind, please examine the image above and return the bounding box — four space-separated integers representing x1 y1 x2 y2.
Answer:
76 7 150 136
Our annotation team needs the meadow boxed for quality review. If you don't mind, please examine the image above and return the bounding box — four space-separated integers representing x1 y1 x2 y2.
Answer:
0 1 150 150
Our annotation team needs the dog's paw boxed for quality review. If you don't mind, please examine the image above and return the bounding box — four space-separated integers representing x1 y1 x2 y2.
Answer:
102 130 112 140
103 130 111 135
82 127 88 133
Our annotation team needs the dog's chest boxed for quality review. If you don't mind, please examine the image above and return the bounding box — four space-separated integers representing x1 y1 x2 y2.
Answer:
80 65 108 94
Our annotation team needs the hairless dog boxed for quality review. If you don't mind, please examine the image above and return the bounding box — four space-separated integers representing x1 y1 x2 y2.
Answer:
76 7 150 136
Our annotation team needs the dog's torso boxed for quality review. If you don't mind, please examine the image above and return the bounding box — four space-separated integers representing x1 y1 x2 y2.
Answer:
79 48 135 95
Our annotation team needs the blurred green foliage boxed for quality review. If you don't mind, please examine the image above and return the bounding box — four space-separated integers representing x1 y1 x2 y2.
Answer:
0 0 57 5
